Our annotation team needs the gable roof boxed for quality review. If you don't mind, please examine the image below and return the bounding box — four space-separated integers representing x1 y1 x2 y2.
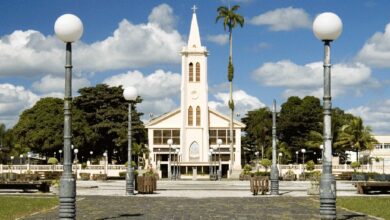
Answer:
145 107 245 129
145 108 180 128
209 108 245 128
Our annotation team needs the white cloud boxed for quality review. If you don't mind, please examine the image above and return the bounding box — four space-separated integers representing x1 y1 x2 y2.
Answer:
103 69 181 119
249 7 311 31
148 3 177 32
252 60 379 98
347 101 390 135
32 74 90 95
209 90 265 118
0 4 185 77
0 84 39 128
206 34 229 45
357 23 390 68
103 69 181 98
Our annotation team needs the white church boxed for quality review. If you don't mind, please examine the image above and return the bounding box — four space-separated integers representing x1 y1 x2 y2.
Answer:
145 9 245 179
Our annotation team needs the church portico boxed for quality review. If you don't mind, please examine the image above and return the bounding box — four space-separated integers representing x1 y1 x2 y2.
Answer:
145 8 244 179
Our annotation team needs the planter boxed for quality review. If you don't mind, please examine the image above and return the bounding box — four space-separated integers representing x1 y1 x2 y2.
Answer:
307 183 319 195
352 173 368 181
137 175 157 194
92 174 107 181
79 173 91 181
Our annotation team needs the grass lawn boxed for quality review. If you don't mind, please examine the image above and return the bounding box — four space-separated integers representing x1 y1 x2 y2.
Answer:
338 196 390 220
0 196 58 220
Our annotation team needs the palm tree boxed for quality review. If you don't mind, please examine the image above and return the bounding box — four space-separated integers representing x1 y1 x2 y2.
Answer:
335 117 377 162
216 5 244 170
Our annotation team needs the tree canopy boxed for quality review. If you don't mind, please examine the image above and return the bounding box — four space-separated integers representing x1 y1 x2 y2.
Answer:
10 84 147 164
241 96 376 164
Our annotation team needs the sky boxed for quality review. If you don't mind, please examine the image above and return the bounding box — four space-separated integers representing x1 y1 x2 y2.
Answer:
0 0 390 135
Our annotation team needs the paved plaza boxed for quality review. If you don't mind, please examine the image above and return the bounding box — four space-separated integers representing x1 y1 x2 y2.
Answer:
19 180 382 219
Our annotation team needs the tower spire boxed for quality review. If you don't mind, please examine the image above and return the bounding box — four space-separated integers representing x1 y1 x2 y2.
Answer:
187 6 201 48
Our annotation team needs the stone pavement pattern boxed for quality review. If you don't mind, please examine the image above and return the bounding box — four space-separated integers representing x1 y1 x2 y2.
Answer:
24 196 376 220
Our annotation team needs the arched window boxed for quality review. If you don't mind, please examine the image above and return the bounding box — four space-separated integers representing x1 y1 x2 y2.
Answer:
196 62 200 82
196 106 201 126
189 63 193 82
188 106 193 126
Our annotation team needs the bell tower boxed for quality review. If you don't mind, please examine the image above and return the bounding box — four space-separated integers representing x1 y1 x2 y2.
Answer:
180 7 209 162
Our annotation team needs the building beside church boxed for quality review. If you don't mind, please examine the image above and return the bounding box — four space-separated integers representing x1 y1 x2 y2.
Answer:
145 9 244 179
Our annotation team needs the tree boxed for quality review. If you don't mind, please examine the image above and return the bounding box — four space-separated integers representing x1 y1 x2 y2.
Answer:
12 97 93 157
74 84 146 163
335 117 377 162
241 107 272 162
278 96 322 162
216 4 244 168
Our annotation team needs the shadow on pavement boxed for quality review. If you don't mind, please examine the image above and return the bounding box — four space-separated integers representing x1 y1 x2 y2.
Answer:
97 213 143 220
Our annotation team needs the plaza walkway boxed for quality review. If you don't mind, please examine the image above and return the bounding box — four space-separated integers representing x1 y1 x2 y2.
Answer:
22 180 381 220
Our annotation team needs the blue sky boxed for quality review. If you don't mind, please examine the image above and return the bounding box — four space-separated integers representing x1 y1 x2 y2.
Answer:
0 0 390 134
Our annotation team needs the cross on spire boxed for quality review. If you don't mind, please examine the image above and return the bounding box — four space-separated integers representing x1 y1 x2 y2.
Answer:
191 5 198 14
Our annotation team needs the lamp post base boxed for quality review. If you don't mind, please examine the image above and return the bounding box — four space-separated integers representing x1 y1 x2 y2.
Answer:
59 174 76 219
270 165 279 195
126 168 135 195
320 172 336 219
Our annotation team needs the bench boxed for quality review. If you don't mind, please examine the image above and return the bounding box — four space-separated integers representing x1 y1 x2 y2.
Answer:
355 181 390 194
0 181 51 192
250 176 269 195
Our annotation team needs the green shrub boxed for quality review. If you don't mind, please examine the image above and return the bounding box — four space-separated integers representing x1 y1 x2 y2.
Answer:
81 163 87 169
124 161 137 167
260 159 272 171
119 172 126 178
306 160 315 171
47 157 59 165
79 173 91 181
351 161 361 172
252 171 270 177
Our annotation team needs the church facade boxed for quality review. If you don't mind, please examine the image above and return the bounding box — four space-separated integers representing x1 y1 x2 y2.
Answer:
145 9 244 179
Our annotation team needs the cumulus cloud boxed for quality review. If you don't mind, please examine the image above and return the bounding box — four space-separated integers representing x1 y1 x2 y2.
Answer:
0 84 39 128
209 90 265 118
252 60 379 98
32 74 90 95
347 100 390 134
103 69 181 119
357 23 390 68
148 3 177 32
206 34 229 45
249 7 311 31
0 4 184 77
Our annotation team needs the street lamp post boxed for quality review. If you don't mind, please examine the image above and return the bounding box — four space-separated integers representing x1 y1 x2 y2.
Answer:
313 12 342 220
296 151 299 164
217 139 222 180
301 149 306 165
103 151 108 175
208 151 212 178
19 154 23 165
59 150 62 164
255 151 259 172
212 145 218 179
123 86 138 195
89 151 93 164
167 139 173 180
175 148 180 179
73 149 79 164
74 148 79 179
278 152 283 165
178 151 182 179
271 99 279 195
210 148 214 180
55 13 83 219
